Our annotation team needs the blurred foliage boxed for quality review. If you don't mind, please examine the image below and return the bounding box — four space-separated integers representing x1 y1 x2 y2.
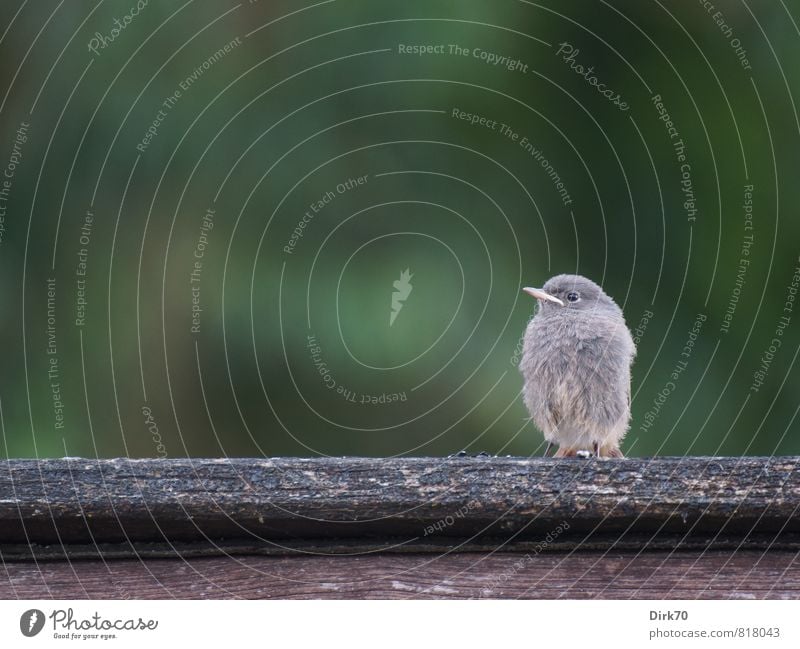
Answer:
0 0 798 458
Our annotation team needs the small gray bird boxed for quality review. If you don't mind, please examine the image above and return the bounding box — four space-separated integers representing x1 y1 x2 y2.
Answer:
519 274 635 458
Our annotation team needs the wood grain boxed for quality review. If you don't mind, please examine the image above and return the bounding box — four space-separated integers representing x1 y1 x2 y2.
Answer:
2 550 798 599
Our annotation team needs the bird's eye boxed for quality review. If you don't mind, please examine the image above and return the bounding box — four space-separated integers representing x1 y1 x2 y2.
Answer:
566 291 580 302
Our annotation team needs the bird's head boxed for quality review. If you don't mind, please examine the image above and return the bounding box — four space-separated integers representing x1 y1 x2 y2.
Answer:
523 274 618 315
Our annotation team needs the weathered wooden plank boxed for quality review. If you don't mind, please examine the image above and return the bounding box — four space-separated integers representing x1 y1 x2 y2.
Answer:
1 457 798 558
1 550 797 599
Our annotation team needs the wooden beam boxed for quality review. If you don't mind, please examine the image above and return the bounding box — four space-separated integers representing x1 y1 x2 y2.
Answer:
2 550 798 599
1 457 798 560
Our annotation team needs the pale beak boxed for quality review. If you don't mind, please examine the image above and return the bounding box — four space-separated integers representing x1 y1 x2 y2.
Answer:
523 287 564 306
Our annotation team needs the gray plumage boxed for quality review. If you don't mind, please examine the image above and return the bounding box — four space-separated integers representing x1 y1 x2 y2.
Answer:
519 274 636 458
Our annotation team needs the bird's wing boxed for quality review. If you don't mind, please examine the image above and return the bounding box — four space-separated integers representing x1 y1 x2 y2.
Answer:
547 399 561 427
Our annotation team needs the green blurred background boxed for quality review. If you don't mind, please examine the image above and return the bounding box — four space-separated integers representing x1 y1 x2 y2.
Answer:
0 0 798 458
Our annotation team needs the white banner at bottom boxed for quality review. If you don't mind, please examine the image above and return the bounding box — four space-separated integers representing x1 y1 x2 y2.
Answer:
0 600 797 648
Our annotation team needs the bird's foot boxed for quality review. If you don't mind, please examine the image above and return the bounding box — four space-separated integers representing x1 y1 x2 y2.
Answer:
591 444 625 459
554 445 623 458
602 445 624 458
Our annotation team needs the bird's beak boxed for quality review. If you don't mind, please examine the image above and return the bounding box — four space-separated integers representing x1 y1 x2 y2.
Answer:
523 287 565 306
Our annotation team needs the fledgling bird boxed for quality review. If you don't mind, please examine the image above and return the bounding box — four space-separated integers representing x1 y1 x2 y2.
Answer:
519 274 635 458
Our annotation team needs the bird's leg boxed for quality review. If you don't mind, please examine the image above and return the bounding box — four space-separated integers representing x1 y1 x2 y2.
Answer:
593 441 600 458
544 442 553 457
